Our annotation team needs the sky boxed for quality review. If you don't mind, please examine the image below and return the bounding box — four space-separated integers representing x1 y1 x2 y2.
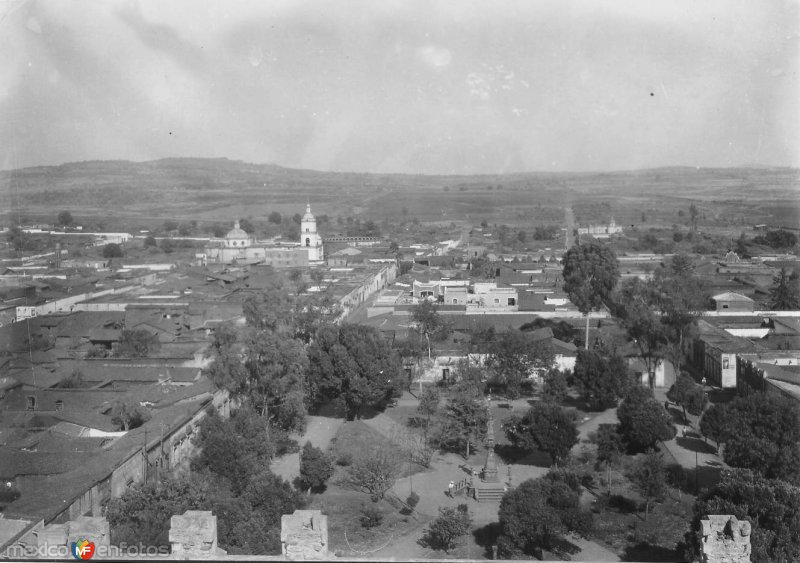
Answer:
1 0 798 174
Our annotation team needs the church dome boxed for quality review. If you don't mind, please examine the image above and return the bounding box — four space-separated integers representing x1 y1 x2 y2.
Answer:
225 221 249 240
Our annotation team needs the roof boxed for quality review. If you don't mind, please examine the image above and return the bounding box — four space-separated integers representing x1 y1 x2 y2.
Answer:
711 292 754 303
696 319 761 354
225 221 249 240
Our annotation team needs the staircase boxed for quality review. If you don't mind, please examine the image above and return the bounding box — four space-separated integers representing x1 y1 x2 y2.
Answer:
475 482 506 503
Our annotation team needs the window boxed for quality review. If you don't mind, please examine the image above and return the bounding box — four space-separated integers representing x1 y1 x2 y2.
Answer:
494 298 499 304
26 396 36 411
55 400 64 411
508 298 516 306
722 304 729 309
442 368 450 380
306 228 309 232
723 357 729 369
306 238 310 247
453 299 458 304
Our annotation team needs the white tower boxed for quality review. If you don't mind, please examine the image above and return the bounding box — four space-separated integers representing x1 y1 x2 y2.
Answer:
300 204 323 261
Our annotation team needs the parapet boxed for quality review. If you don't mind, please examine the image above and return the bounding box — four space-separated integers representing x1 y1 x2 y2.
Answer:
700 515 751 563
280 510 329 561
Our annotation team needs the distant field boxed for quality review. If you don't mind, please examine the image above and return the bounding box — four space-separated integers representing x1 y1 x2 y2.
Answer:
1 159 797 229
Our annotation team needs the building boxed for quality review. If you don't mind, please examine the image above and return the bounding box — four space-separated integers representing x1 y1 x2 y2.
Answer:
204 204 323 267
711 292 755 313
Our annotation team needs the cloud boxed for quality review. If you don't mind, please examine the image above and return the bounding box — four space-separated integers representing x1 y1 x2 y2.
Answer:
417 45 451 68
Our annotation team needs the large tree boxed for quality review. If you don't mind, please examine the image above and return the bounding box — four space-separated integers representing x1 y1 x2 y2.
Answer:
616 386 675 452
411 300 452 359
769 268 800 310
487 328 555 398
572 349 631 410
433 382 488 458
666 373 707 423
423 505 472 553
503 403 578 466
115 329 160 358
616 278 669 388
630 449 667 520
656 259 707 373
191 407 275 495
243 286 296 333
306 323 402 419
701 392 800 484
347 447 403 501
298 442 334 494
497 473 592 558
562 242 620 349
687 469 800 563
57 210 74 227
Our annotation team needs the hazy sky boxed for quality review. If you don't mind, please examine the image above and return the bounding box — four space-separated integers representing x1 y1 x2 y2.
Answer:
1 0 797 174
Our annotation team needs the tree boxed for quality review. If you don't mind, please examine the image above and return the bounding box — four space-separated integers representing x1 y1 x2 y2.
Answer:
423 505 472 553
497 474 591 558
434 383 489 458
503 403 578 466
306 323 402 420
160 238 174 253
243 286 296 333
487 329 555 398
104 475 209 547
656 264 706 374
769 268 800 310
110 399 151 431
163 219 179 232
616 386 675 452
706 392 800 484
562 243 620 349
630 449 667 520
699 403 728 452
593 424 624 495
348 447 402 501
666 373 707 423
102 243 123 258
143 235 157 248
416 386 440 434
616 278 668 388
57 210 73 227
410 300 451 360
115 329 160 358
192 407 275 495
268 211 282 224
242 330 309 431
298 442 334 494
687 468 800 563
689 204 699 231
572 349 631 410
238 218 255 234
541 369 568 404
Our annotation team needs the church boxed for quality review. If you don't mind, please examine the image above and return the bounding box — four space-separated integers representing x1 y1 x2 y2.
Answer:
203 204 324 267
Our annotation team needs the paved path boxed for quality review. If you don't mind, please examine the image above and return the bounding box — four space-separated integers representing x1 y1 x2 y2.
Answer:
271 416 345 482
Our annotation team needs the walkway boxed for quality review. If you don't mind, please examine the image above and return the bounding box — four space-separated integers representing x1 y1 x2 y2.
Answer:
271 416 345 482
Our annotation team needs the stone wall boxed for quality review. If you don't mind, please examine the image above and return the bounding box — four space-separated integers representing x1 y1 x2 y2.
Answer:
280 510 329 561
700 515 751 563
169 510 226 559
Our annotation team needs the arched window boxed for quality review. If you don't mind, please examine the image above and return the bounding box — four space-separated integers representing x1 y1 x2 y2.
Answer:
306 238 310 247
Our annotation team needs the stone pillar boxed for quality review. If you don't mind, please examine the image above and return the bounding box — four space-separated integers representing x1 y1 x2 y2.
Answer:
169 510 225 559
280 510 329 560
700 515 751 563
35 516 109 556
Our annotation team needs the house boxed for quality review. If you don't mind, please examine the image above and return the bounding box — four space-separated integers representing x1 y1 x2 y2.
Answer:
711 292 755 313
690 320 761 387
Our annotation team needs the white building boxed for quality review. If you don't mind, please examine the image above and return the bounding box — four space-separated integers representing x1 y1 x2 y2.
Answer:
300 204 324 262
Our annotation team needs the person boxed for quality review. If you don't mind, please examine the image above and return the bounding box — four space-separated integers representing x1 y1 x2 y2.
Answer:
701 377 707 387
448 480 454 497
682 426 687 438
664 400 670 412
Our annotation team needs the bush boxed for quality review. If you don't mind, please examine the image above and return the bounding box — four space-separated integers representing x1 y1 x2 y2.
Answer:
609 494 639 513
359 505 384 529
335 451 353 466
0 484 21 503
407 491 420 508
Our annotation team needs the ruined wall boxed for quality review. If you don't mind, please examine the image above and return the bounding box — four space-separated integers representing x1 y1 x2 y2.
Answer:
701 515 751 563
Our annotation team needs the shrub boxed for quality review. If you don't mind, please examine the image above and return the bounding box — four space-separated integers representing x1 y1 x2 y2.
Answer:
336 452 353 466
407 491 420 508
359 505 383 529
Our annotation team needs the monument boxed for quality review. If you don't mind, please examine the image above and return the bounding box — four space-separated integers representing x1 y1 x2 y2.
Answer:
475 398 505 502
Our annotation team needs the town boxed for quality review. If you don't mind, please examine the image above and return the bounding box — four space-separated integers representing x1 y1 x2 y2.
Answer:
2 2 797 562
0 164 798 561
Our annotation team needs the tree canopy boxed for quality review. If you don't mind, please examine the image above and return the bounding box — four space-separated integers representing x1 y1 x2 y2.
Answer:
769 268 800 310
487 328 555 398
616 386 675 452
102 242 124 258
423 505 472 553
298 442 334 494
562 242 620 315
410 300 452 359
666 373 707 423
433 382 488 457
699 392 800 484
497 472 592 558
306 323 402 419
57 210 74 226
503 403 578 466
688 468 800 563
572 349 631 410
115 329 160 358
